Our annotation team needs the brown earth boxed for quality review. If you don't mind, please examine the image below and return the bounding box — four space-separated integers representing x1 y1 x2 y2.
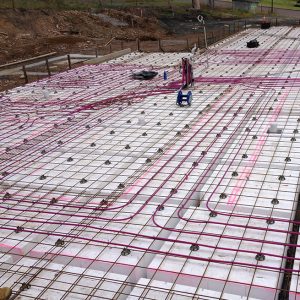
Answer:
0 8 168 65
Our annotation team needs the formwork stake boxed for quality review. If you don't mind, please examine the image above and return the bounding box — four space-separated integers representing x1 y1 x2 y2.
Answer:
158 39 163 52
45 57 51 77
137 38 141 52
67 55 72 70
22 65 28 84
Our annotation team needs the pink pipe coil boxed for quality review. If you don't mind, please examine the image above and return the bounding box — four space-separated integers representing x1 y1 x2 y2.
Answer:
1 87 247 216
1 49 298 278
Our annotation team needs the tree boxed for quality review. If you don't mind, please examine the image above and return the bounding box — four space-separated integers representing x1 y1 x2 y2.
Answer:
192 0 200 10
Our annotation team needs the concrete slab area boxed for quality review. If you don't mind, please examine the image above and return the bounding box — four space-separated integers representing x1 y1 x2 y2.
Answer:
1 27 300 299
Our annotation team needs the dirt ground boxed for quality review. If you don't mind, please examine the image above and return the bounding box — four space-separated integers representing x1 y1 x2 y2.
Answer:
0 8 168 65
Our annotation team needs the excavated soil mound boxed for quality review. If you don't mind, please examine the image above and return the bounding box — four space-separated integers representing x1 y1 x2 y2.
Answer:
0 8 167 64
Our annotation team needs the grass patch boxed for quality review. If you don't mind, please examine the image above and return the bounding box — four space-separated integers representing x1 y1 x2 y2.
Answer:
260 0 300 10
0 0 102 10
0 0 190 10
2 0 299 12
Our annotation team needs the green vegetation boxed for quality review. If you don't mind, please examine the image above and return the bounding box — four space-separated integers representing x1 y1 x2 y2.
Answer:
0 0 99 9
0 0 193 10
1 0 300 11
260 0 300 10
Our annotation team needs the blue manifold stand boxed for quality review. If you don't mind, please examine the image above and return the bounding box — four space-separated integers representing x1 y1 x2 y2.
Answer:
177 90 192 107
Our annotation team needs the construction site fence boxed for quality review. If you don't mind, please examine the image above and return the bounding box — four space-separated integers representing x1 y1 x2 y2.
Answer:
2 17 300 86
